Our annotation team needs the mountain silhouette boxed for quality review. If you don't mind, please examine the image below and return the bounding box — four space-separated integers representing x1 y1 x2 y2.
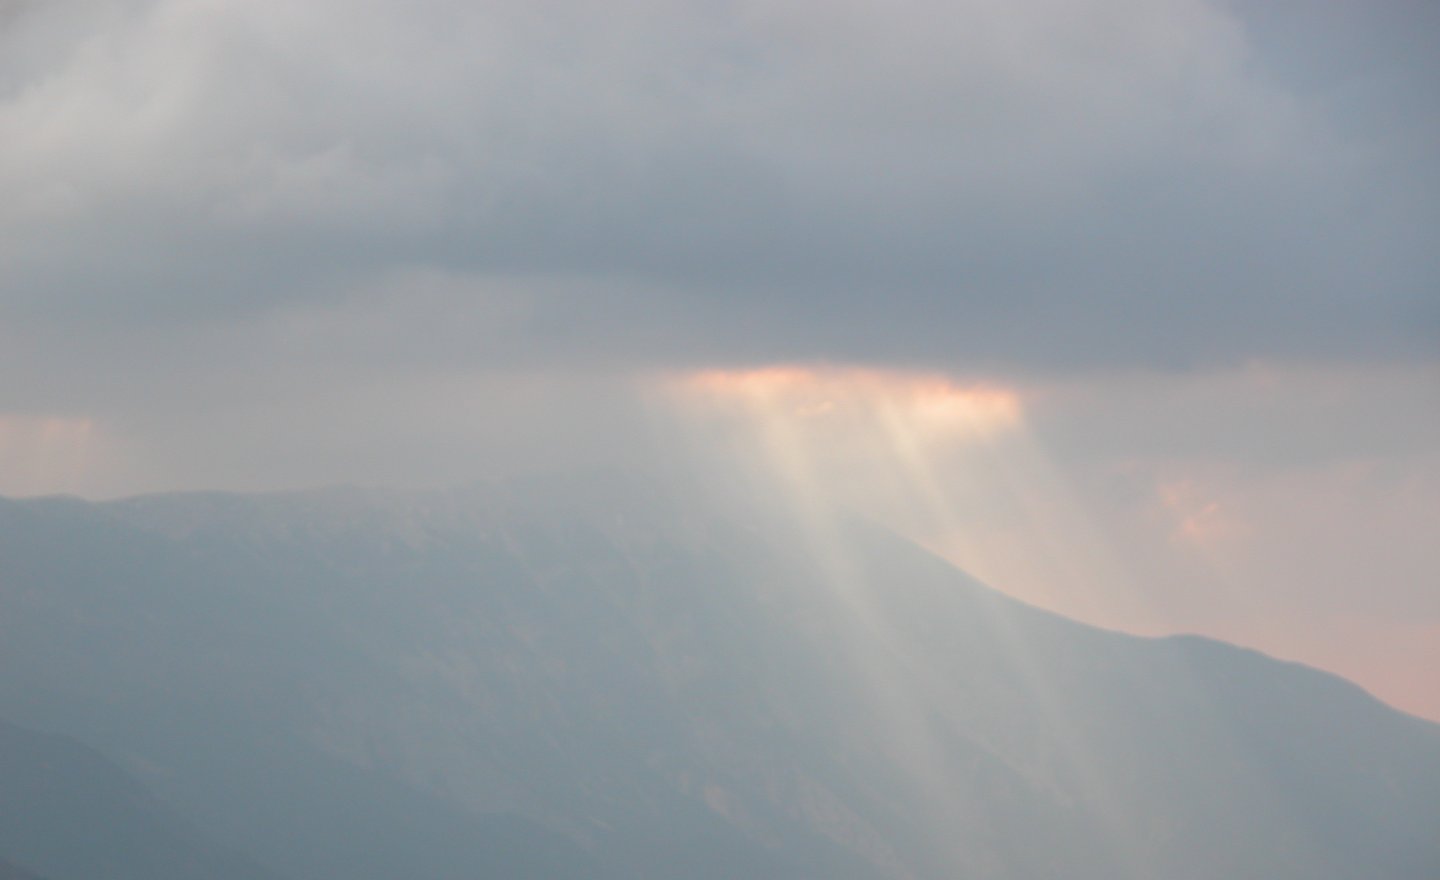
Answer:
0 476 1435 878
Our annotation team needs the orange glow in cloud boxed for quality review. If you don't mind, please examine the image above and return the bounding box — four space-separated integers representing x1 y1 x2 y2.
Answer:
679 365 1022 438
1155 479 1246 548
0 413 100 497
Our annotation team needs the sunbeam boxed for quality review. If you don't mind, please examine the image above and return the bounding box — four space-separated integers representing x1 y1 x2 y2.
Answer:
663 364 1184 874
675 367 1004 870
658 362 1344 875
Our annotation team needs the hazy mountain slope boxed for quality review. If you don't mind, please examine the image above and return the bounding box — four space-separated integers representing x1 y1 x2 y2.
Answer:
0 479 1436 879
0 858 47 880
121 728 628 880
0 718 281 880
0 487 882 880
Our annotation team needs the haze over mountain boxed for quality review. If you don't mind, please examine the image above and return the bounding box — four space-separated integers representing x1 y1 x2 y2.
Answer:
2 0 1437 727
0 859 46 880
1 474 1436 879
0 719 279 880
2 0 1436 875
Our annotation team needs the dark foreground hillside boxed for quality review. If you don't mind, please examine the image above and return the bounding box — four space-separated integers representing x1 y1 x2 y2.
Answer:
0 476 1436 879
0 858 46 880
0 719 278 880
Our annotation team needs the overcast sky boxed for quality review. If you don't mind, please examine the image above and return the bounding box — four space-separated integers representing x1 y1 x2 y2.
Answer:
1 0 1437 718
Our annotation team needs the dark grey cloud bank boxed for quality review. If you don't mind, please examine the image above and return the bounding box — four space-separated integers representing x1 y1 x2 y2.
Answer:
1 0 1436 412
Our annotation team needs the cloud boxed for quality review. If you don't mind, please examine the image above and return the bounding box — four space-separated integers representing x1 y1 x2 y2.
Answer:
1 0 1435 394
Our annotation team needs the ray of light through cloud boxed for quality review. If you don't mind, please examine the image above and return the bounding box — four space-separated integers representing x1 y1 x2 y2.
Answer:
0 0 1434 873
669 365 1162 633
660 363 1204 874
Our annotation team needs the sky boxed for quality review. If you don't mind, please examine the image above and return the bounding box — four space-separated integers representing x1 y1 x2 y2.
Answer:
1 0 1437 719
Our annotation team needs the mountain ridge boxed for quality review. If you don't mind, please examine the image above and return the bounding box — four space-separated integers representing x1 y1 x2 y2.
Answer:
0 478 1436 878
